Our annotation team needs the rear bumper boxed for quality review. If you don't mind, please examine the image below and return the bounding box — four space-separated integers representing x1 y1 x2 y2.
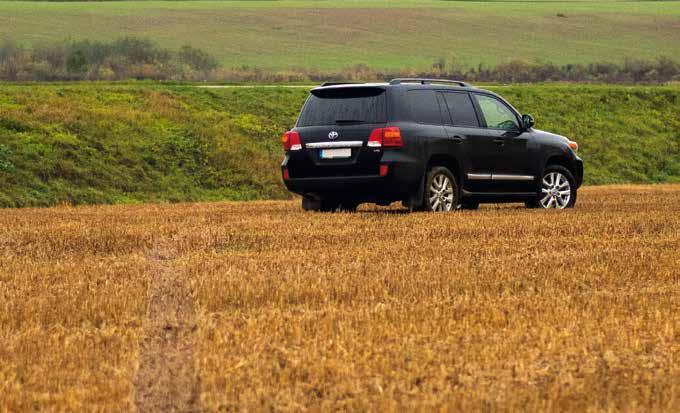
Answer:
282 151 421 202
285 174 391 193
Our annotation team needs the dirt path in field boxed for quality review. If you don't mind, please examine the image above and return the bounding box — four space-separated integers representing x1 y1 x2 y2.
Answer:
134 246 200 412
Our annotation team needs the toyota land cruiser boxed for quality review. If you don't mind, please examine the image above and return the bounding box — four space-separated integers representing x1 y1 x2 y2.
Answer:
281 79 583 212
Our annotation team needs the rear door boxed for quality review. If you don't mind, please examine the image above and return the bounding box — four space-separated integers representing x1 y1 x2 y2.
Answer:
399 89 449 181
438 91 491 192
292 87 386 177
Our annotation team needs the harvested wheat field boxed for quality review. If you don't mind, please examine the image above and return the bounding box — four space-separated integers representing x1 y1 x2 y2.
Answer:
1 184 678 411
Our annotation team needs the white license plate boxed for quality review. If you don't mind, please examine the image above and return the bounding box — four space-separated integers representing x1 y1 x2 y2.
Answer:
320 148 352 159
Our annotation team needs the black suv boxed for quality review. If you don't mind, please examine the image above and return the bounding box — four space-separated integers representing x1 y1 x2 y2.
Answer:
281 79 583 212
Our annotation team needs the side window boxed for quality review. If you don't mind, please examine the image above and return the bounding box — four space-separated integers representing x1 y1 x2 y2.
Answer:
408 90 443 125
441 92 479 127
474 94 519 130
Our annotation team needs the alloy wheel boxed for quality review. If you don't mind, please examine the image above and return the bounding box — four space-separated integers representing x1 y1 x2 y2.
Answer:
540 172 571 209
428 174 454 212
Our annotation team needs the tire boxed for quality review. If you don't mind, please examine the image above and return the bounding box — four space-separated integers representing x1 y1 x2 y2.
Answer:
459 201 479 210
301 196 350 212
338 200 359 212
531 165 577 209
423 166 459 212
524 199 540 209
320 200 341 212
301 196 322 211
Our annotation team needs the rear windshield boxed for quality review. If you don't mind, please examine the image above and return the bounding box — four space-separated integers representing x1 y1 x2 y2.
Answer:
297 87 386 127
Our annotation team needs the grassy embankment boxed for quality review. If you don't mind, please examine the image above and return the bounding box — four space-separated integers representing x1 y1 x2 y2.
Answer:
0 83 679 207
1 1 679 71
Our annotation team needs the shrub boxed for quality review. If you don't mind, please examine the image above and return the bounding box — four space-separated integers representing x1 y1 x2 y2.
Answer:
0 144 14 173
1 36 679 83
179 45 218 73
0 37 218 82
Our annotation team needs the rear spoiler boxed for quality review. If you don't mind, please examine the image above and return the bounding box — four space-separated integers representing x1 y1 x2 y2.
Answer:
319 82 362 87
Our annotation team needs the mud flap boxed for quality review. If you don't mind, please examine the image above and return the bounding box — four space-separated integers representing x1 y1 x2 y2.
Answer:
404 173 426 212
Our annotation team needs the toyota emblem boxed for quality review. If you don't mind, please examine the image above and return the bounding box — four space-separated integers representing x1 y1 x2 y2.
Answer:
328 131 339 140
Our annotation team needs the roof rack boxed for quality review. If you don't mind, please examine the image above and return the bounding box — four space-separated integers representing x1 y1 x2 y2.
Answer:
319 81 361 87
389 78 472 88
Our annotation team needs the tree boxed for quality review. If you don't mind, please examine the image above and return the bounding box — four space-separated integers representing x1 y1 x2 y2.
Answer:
179 45 218 73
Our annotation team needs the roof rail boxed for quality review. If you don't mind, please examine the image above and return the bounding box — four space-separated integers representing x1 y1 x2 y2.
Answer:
320 81 361 87
389 78 472 88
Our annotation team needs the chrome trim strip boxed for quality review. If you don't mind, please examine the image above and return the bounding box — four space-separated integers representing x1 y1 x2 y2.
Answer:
492 174 535 181
467 173 492 180
305 141 363 149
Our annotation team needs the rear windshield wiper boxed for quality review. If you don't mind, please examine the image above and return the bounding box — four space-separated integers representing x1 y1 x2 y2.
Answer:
335 119 365 124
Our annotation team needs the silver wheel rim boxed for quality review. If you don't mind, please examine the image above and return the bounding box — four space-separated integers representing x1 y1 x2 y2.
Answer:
428 174 454 212
540 172 571 209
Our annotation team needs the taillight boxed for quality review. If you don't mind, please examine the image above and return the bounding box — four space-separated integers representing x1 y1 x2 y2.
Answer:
281 131 302 151
382 127 403 147
282 168 290 180
368 129 383 148
379 164 389 177
368 127 403 148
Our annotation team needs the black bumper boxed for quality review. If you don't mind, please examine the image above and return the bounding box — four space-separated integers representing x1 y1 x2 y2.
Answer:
573 157 584 188
282 152 421 202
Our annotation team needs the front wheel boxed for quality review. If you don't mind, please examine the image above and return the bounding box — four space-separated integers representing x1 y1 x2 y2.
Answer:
532 166 577 209
423 167 459 212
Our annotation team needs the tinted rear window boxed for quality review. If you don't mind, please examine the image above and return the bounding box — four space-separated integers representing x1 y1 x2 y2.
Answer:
441 92 479 127
408 90 443 125
297 88 386 127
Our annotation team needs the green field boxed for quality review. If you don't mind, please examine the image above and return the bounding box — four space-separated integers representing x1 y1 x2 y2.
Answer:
0 83 678 207
1 1 680 71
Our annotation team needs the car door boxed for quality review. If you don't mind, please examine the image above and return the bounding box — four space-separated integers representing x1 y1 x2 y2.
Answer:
471 93 534 192
401 88 451 174
438 91 493 192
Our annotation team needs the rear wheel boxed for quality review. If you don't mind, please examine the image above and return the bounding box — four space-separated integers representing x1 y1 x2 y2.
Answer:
302 197 357 212
338 200 359 212
302 197 336 212
302 196 321 211
423 167 459 212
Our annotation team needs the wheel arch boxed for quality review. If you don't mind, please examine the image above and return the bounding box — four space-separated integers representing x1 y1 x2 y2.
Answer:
543 154 576 178
408 153 462 210
426 154 463 187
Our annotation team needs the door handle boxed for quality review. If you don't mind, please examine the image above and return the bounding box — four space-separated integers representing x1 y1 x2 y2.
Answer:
450 135 465 143
493 138 505 146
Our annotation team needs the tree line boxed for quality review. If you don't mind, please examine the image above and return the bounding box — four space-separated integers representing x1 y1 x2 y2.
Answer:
0 37 217 81
1 37 679 83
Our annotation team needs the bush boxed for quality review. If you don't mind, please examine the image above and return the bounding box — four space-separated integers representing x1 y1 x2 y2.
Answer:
0 144 14 173
179 45 218 73
0 37 218 82
1 36 679 83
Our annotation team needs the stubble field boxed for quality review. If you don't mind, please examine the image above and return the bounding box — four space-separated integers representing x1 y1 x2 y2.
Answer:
1 184 679 410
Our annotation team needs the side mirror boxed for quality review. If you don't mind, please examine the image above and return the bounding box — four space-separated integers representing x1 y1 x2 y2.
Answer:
522 114 535 130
